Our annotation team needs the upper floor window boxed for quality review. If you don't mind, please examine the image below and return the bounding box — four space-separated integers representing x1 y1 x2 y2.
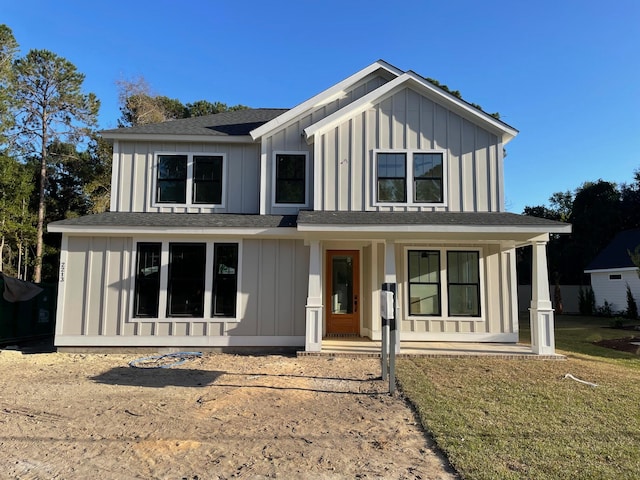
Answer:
156 153 224 206
375 151 445 205
273 152 309 206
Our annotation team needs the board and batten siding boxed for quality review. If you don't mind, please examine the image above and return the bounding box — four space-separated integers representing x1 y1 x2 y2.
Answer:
56 235 308 347
314 87 503 213
263 73 393 214
111 141 261 214
396 242 518 341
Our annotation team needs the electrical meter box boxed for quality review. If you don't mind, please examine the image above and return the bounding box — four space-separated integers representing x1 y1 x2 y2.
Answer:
380 290 394 320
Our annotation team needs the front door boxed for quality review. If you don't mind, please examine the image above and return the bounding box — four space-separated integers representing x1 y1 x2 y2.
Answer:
326 250 360 335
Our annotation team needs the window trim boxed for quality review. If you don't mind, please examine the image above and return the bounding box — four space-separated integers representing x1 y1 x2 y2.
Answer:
373 149 447 207
152 152 227 208
403 246 484 321
129 238 242 322
271 150 310 208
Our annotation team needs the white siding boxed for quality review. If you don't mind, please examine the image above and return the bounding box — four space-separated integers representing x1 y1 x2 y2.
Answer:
313 88 503 213
591 270 640 312
112 141 261 214
56 235 309 348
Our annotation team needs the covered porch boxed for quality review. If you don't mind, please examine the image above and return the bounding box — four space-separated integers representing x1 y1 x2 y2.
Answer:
298 337 564 359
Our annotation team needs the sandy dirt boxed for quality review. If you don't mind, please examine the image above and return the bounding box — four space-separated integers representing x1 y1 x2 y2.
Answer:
0 348 457 479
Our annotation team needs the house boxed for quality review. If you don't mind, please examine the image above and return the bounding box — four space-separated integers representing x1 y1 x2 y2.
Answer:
584 229 640 313
48 60 570 354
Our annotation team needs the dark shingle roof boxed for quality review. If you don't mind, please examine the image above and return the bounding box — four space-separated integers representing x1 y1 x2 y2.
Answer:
297 210 570 228
585 229 640 271
49 212 297 229
100 109 289 137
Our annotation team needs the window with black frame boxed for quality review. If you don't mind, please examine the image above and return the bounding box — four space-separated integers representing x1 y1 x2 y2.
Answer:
408 250 441 315
275 153 306 204
193 155 223 204
377 153 407 202
447 251 480 316
167 243 206 317
413 153 443 203
157 155 187 203
212 243 238 317
133 243 161 317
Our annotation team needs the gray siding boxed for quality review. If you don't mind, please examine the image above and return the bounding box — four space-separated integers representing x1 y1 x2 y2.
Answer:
396 242 516 336
57 235 308 346
315 88 504 213
263 73 392 214
112 141 261 214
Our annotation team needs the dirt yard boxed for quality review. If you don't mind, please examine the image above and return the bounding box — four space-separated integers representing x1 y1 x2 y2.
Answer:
0 347 457 479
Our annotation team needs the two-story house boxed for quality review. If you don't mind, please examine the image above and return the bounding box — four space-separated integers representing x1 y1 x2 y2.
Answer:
49 60 570 354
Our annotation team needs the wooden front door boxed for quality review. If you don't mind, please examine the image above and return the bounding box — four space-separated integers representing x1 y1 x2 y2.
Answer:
326 250 360 335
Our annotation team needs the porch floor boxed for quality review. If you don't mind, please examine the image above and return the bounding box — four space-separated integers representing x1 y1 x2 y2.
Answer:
298 337 565 359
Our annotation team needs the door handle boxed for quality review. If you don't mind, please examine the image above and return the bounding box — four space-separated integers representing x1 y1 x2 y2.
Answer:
354 295 358 313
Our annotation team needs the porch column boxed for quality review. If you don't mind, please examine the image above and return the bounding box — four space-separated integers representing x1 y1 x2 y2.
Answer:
384 240 400 354
529 240 555 354
305 240 323 352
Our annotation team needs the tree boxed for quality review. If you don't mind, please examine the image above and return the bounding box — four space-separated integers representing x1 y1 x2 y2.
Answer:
117 77 183 127
12 49 99 282
0 24 18 142
117 76 249 127
0 154 35 278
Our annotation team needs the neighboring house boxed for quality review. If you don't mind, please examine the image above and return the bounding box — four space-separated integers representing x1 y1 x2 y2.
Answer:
584 229 640 312
48 60 570 354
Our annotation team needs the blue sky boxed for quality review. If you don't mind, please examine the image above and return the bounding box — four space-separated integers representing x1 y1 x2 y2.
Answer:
3 0 639 213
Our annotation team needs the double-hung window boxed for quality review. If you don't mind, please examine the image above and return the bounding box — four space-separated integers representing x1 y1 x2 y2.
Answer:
273 152 308 206
447 251 481 317
406 248 482 319
156 153 224 206
408 250 441 316
132 241 240 320
376 151 445 205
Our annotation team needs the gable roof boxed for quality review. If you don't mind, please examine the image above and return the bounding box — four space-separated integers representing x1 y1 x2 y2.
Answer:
303 71 518 145
249 60 403 140
101 108 288 142
585 229 640 271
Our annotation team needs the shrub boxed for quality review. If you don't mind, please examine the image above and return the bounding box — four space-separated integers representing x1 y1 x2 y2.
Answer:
626 283 638 320
578 286 595 316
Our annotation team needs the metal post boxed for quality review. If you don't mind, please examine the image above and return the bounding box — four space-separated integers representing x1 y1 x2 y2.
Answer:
388 283 397 394
381 283 390 381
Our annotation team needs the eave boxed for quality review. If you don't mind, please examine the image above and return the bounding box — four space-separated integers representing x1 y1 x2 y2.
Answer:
249 60 403 140
99 133 255 144
303 72 519 145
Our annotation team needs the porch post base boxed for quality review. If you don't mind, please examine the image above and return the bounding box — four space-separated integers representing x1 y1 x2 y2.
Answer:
529 305 555 355
305 305 323 352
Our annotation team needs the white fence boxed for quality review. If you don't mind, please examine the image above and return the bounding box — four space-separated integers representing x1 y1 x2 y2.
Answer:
517 285 582 314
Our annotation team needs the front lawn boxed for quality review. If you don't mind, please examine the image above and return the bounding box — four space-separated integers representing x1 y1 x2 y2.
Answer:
396 316 640 479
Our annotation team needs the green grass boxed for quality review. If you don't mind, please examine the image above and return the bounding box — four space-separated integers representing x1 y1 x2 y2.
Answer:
396 316 640 480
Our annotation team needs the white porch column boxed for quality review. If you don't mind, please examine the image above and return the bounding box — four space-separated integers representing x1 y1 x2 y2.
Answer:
384 240 400 354
305 240 323 351
529 240 555 354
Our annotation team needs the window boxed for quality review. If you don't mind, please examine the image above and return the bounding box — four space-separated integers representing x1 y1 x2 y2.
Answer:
377 153 407 202
132 241 240 320
167 243 206 317
212 243 238 317
414 153 443 203
408 250 441 315
447 251 480 317
376 151 445 204
274 152 307 205
155 153 224 206
133 243 161 317
157 155 187 203
193 156 223 204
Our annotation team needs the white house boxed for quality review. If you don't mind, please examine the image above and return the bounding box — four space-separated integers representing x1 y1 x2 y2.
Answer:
585 229 640 313
48 60 570 354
